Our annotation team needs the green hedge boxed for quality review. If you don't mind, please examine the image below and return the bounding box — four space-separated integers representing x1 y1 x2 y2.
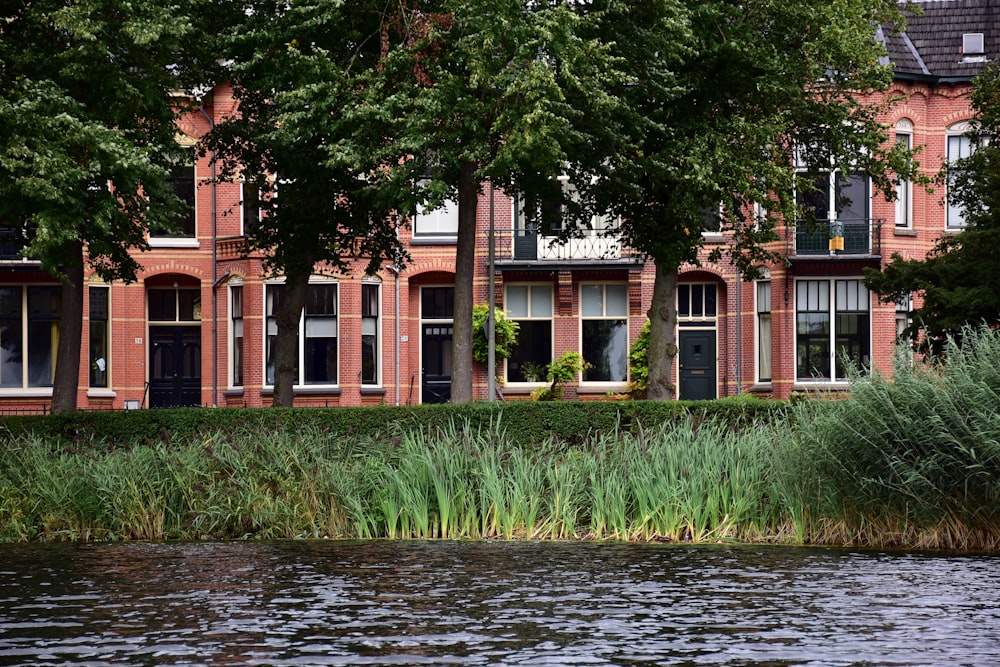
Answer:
0 396 788 451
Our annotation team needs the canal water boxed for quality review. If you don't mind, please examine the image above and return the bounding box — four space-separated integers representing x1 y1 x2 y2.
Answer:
0 540 997 666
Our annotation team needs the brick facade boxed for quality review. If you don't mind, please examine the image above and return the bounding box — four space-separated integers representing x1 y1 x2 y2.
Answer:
0 2 993 410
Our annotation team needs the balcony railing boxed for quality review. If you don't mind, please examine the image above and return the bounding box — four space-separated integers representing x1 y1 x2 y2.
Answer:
790 218 883 257
493 226 641 263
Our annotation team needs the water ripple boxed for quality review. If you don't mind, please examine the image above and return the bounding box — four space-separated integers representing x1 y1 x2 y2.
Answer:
1 541 999 665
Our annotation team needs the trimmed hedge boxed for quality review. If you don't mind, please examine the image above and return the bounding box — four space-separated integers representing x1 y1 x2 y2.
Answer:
0 396 788 452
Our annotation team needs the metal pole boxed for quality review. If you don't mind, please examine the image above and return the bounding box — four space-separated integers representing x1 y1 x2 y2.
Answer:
487 181 496 402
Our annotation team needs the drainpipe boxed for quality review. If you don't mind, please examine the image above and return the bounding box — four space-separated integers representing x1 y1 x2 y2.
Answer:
387 263 401 406
198 100 218 406
487 181 496 402
735 264 742 395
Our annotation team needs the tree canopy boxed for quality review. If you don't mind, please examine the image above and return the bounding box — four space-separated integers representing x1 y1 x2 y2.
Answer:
585 0 914 398
204 0 419 406
380 0 636 402
0 0 224 412
866 63 1000 354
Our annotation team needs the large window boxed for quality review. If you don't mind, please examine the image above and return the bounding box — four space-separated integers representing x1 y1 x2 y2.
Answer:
0 286 61 389
241 182 260 236
795 279 870 382
581 284 628 383
946 122 981 230
89 286 109 388
756 280 771 383
895 120 913 229
414 198 459 238
505 284 553 383
155 151 195 237
361 282 380 386
230 285 243 387
266 282 338 386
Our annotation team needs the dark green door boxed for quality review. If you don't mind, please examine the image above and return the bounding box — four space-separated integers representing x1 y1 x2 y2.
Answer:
421 324 453 404
678 330 716 400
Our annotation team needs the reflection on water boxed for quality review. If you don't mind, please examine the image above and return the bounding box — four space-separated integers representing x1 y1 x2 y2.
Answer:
1 540 998 666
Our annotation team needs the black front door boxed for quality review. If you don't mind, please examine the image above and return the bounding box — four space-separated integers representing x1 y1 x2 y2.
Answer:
149 326 201 408
678 330 717 400
421 324 453 404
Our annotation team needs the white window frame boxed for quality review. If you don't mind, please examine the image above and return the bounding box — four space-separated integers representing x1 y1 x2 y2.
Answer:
895 120 913 229
361 279 382 387
579 282 629 386
755 277 772 384
150 137 199 247
228 278 244 388
946 121 981 230
676 282 718 322
504 283 554 385
0 285 60 395
413 195 459 240
264 277 340 388
88 284 111 390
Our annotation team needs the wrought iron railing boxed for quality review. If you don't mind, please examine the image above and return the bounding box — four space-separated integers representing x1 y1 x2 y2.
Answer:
791 218 883 257
492 226 641 263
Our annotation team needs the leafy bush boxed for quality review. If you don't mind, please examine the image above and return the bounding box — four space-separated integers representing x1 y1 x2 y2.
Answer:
0 399 788 453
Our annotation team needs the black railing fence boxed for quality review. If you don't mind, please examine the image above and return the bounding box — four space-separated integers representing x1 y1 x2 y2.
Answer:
791 218 883 257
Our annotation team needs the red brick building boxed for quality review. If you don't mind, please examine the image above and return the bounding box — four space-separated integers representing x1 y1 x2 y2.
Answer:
0 1 994 411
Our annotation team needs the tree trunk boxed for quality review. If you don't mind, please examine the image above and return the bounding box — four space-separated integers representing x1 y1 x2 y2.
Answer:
450 159 479 404
51 240 84 414
271 269 311 407
645 261 679 400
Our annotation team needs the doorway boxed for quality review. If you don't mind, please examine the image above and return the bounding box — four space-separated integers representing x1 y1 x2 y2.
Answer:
678 329 717 400
148 326 201 407
147 283 202 408
420 286 453 404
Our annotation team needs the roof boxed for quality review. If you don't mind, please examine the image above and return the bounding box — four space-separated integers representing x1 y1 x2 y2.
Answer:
883 0 999 82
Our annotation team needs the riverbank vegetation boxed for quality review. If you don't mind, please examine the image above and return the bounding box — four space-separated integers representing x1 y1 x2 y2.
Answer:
2 328 998 551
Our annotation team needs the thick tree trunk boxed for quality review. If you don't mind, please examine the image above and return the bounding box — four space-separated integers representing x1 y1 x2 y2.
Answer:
51 240 84 414
450 159 479 404
645 261 679 400
271 270 311 407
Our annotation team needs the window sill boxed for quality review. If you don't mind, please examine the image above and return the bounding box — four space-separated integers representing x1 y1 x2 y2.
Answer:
701 233 725 244
223 388 245 397
261 386 342 396
0 388 53 397
410 236 458 246
360 386 386 396
577 382 628 394
149 237 200 249
747 383 773 393
792 382 849 392
86 388 117 399
503 382 547 395
893 228 917 237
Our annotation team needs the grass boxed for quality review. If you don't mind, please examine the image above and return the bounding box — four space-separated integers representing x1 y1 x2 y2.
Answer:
2 326 999 551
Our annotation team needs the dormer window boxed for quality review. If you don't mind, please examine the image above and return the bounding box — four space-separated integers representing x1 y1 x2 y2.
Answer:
963 33 984 55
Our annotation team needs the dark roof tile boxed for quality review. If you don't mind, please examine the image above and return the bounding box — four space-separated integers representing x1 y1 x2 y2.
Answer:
885 0 999 81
